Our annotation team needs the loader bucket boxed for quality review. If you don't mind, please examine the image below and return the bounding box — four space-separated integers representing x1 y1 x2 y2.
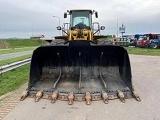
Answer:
27 40 135 103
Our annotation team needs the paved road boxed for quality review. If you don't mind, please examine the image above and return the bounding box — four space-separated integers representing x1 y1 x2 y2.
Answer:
2 54 160 120
0 51 33 60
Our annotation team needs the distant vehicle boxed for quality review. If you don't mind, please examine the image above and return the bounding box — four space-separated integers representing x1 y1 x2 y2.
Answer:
116 37 129 47
149 36 160 49
136 34 160 48
121 35 137 47
114 37 137 47
128 38 137 47
30 35 45 39
134 34 146 40
146 34 160 40
136 36 150 48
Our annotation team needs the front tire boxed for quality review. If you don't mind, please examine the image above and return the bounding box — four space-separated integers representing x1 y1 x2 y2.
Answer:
150 43 158 49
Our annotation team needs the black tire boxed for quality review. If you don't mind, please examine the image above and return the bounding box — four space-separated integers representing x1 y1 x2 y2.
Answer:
150 43 158 49
144 44 150 48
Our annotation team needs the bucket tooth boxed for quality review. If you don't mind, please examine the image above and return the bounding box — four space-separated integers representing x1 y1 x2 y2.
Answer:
51 90 58 103
53 53 62 88
85 92 91 105
20 90 29 101
99 52 107 89
35 90 43 102
78 52 82 89
117 90 125 103
133 91 141 102
68 92 74 105
102 91 108 104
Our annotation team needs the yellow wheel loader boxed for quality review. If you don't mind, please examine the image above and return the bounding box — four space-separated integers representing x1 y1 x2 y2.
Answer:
20 9 140 105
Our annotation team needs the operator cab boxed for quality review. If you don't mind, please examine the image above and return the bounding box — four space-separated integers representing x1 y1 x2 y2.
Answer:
64 9 98 30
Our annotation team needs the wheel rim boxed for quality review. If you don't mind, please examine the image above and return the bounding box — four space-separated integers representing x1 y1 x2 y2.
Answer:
152 44 157 48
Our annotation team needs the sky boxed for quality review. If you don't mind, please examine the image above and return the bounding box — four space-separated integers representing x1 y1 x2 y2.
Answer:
0 0 160 38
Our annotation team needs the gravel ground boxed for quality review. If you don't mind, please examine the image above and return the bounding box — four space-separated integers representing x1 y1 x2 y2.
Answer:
1 54 160 120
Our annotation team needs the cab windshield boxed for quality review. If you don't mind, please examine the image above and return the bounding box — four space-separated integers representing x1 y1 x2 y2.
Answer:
139 37 147 40
70 11 92 28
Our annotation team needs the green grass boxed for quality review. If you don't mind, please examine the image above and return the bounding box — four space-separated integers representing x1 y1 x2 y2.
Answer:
0 39 47 54
0 54 32 66
0 65 29 96
0 47 36 54
0 39 46 48
124 47 160 56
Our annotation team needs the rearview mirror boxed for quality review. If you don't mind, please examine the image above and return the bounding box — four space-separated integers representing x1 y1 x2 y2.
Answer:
64 13 67 18
95 11 98 18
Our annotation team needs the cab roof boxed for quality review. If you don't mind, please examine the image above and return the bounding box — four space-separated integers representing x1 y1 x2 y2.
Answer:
69 9 93 14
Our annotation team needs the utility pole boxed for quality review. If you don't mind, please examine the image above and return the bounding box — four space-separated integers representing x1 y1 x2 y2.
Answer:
117 19 118 38
53 16 61 35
